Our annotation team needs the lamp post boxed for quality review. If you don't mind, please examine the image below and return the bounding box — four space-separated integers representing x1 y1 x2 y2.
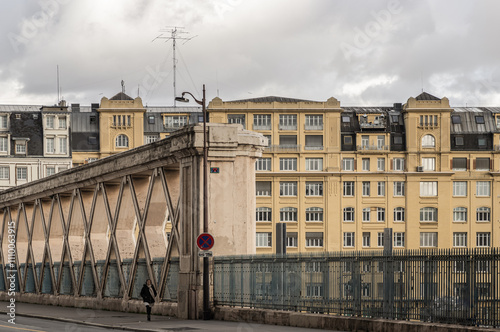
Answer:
175 85 210 320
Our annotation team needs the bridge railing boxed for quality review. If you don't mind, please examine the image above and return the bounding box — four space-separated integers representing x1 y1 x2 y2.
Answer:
213 248 500 328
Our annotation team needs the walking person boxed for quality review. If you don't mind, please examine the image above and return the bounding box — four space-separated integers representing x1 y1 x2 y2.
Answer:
140 279 157 321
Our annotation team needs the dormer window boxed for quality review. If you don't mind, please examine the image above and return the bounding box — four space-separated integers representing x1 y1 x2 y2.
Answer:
451 115 461 124
475 116 485 124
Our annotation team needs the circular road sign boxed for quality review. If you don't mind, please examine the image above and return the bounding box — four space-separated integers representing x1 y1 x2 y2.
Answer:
197 233 214 251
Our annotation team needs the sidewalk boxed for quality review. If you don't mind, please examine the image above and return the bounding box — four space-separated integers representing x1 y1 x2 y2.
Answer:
0 301 320 332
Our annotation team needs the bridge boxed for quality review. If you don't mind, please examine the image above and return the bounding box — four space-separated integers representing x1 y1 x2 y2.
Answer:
0 123 266 320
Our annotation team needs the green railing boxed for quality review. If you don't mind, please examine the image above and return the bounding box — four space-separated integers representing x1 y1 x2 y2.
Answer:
213 248 500 327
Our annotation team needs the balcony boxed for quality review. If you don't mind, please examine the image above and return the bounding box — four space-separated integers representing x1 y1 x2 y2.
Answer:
265 144 301 153
357 145 389 151
304 124 323 131
253 124 272 131
304 145 323 151
359 118 386 129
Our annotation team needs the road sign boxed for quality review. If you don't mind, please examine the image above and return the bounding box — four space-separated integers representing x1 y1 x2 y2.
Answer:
197 233 214 250
210 167 219 174
198 251 213 257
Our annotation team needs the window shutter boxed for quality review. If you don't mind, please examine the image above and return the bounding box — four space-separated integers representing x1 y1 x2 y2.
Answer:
354 160 357 171
390 159 393 170
467 159 470 170
473 159 476 170
450 160 453 169
491 159 494 170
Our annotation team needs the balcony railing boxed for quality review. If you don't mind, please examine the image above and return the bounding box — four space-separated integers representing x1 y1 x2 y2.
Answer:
265 144 301 152
304 124 323 130
278 125 297 130
357 145 389 151
304 145 323 150
253 124 272 130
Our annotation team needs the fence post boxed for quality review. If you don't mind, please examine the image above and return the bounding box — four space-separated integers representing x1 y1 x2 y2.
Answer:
383 228 394 319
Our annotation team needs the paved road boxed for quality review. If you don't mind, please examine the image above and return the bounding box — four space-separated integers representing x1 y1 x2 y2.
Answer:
0 301 343 332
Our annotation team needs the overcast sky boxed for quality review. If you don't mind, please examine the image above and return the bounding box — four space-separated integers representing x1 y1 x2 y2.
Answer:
0 0 499 107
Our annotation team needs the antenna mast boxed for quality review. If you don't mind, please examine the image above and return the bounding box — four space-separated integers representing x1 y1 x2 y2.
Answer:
153 27 195 106
57 65 60 103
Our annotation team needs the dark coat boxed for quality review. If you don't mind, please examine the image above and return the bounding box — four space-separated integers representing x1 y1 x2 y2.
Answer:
140 284 157 304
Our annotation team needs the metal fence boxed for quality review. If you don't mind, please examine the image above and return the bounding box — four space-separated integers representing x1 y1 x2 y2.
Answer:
213 248 500 327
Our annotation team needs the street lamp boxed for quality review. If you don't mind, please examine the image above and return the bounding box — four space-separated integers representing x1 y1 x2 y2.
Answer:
175 85 210 320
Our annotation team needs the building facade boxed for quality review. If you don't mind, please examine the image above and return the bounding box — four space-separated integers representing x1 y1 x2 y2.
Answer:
208 93 500 253
71 91 202 166
0 104 72 190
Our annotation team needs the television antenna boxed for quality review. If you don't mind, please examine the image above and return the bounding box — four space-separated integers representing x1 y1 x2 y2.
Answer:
153 27 197 106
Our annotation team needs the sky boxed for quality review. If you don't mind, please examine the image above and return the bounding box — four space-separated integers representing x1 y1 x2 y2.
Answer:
0 0 499 107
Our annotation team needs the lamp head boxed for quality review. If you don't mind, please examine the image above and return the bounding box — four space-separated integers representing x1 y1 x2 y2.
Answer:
175 96 189 103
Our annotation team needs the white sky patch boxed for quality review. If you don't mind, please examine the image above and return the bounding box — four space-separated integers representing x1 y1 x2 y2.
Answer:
342 75 398 97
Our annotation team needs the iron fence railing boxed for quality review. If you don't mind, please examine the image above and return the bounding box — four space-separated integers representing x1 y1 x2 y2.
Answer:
213 248 500 327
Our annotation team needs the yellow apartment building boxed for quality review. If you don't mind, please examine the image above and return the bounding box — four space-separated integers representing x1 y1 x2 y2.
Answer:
208 93 500 254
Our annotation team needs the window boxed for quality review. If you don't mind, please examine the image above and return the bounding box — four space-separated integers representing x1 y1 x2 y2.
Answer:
305 158 323 171
393 136 403 144
453 207 467 222
15 142 26 154
255 158 271 171
164 115 188 128
280 207 297 222
280 182 297 196
115 134 129 148
306 232 323 247
343 207 354 222
343 232 355 247
453 182 467 196
342 158 354 171
306 284 323 298
362 232 371 247
377 158 385 171
279 135 297 147
0 115 7 129
419 115 438 126
362 158 370 171
227 114 246 127
377 232 384 247
420 207 437 222
362 208 370 222
286 232 298 247
148 116 155 124
476 232 490 247
343 135 353 145
377 181 385 196
253 114 271 130
451 115 461 124
279 114 297 130
342 115 350 123
17 167 27 180
475 116 485 124
453 233 467 247
422 157 435 171
46 116 54 129
476 158 490 170
394 232 405 247
89 115 97 124
305 182 323 196
58 116 66 129
452 158 467 171
394 207 405 222
145 135 159 144
0 166 9 179
393 182 405 196
377 135 385 149
476 207 491 222
59 137 67 154
46 167 55 176
279 158 297 171
420 232 438 247
46 138 55 153
393 158 404 171
455 136 464 146
0 137 7 152
377 208 385 222
362 182 370 196
256 207 272 222
305 135 323 150
256 233 272 247
476 181 491 196
361 135 369 148
256 181 271 196
305 115 323 130
422 135 435 147
343 181 354 196
420 181 437 196
306 207 323 222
